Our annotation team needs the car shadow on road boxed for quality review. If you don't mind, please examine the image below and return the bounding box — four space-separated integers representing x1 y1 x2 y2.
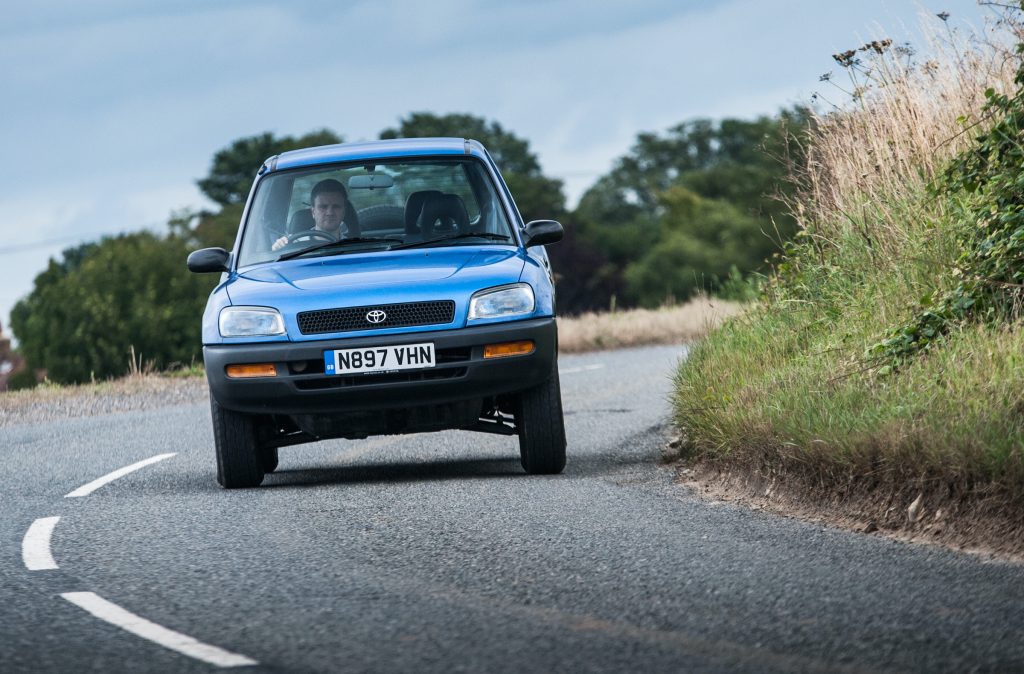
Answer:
263 456 525 488
262 444 666 490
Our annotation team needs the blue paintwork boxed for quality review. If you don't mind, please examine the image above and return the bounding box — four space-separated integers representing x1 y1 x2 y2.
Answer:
201 138 557 345
273 137 478 171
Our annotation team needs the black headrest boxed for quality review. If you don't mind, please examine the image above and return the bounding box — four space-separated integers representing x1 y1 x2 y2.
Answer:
404 190 442 235
417 194 469 237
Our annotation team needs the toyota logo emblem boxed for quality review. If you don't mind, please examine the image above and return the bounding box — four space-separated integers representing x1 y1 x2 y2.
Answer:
366 309 387 324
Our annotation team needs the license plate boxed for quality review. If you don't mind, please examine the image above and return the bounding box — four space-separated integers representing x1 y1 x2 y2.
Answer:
323 342 435 375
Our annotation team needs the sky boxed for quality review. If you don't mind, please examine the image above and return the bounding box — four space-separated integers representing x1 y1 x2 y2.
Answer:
0 0 995 337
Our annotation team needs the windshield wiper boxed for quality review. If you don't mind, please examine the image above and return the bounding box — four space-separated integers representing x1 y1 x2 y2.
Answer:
277 237 403 261
392 232 512 250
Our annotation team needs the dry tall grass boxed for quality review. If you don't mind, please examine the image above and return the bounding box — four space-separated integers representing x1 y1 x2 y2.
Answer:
797 13 1019 258
558 296 744 353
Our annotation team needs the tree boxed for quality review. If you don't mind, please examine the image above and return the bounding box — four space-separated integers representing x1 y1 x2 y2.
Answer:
10 233 215 383
197 129 343 208
623 186 764 305
380 112 566 222
574 110 810 302
578 112 807 222
544 213 624 314
181 203 246 251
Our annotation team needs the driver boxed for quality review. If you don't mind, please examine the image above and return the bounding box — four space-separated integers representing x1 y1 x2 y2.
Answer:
272 179 350 251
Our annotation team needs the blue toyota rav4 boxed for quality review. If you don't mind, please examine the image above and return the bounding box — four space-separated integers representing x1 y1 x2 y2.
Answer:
187 138 566 488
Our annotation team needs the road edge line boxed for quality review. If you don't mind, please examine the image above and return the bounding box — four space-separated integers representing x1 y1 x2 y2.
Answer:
65 453 177 498
22 516 60 570
60 592 257 668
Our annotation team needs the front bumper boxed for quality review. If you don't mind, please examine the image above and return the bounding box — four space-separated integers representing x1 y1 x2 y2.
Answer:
204 317 556 415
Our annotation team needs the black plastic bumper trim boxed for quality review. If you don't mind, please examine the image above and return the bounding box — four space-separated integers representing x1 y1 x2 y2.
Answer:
204 317 557 415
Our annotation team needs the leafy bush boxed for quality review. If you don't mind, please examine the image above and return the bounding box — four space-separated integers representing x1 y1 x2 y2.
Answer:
623 186 766 304
871 56 1024 370
6 364 38 391
10 233 215 383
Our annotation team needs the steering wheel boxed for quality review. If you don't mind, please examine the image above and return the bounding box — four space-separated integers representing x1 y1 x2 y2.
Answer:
286 230 335 245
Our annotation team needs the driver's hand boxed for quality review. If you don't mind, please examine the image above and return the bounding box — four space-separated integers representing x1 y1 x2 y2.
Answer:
271 235 289 251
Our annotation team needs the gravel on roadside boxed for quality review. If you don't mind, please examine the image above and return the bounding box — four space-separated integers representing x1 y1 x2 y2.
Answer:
0 375 209 428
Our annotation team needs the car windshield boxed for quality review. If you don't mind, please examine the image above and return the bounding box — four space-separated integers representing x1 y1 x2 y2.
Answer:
237 157 515 267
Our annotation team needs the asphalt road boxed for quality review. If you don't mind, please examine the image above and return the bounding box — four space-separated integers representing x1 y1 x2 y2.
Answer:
3 344 1024 673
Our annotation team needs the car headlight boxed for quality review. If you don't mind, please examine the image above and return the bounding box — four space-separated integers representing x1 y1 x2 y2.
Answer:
219 306 286 337
468 284 535 320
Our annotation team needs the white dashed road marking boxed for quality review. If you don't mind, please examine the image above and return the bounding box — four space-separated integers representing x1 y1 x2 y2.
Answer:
61 592 258 668
22 454 253 667
22 516 60 570
65 453 177 498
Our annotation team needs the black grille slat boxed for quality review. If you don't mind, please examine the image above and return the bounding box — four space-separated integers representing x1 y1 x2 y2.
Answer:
297 300 455 335
295 367 467 390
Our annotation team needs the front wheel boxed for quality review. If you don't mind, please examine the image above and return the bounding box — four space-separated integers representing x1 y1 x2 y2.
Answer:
211 398 265 488
515 362 567 474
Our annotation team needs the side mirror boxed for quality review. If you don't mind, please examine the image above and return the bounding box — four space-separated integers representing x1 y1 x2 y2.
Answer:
523 220 563 248
187 247 231 273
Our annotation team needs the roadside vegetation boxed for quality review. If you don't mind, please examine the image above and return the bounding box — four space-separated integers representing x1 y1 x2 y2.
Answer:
671 7 1024 551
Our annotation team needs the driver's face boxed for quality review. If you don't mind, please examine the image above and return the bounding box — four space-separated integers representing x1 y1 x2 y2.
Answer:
311 193 346 232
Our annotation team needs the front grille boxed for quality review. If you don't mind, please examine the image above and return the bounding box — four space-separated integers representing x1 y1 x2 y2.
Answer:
297 300 456 335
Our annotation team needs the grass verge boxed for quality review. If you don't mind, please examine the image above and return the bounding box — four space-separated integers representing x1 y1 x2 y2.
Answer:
670 9 1024 556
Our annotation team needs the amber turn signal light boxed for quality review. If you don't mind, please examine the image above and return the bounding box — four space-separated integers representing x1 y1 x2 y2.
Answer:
225 363 277 378
483 340 535 359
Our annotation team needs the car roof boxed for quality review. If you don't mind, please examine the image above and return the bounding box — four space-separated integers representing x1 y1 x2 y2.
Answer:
270 137 488 172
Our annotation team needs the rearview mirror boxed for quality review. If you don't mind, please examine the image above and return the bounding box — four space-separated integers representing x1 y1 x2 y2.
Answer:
187 247 231 273
348 174 395 190
523 220 563 248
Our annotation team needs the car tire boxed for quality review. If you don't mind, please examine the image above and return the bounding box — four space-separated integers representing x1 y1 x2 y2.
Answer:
211 398 265 488
515 361 567 475
259 446 279 473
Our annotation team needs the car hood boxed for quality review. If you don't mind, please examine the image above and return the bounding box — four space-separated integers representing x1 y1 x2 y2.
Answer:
225 246 527 310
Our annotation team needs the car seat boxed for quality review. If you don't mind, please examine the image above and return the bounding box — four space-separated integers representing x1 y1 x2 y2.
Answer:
403 190 443 240
416 194 469 239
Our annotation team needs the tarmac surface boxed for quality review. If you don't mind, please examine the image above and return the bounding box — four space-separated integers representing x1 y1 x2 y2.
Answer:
2 345 1023 672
